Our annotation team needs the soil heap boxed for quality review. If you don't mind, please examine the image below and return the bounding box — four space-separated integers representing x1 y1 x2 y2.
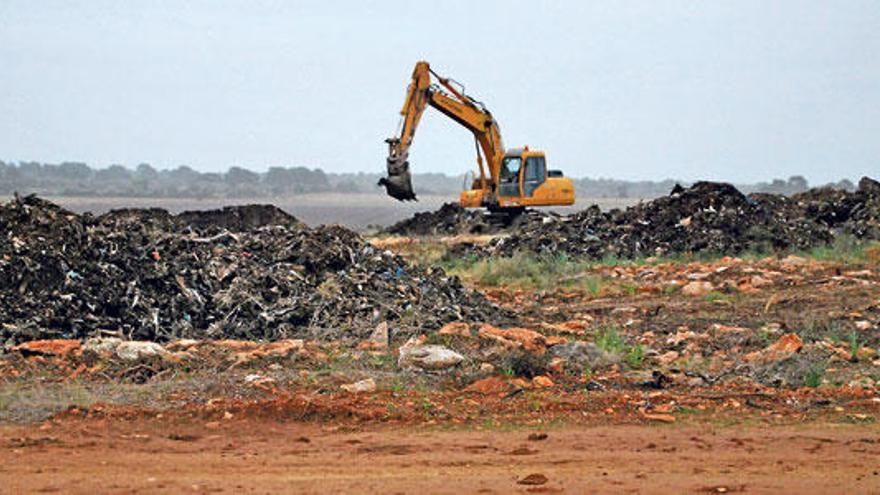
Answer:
0 195 508 344
481 179 880 259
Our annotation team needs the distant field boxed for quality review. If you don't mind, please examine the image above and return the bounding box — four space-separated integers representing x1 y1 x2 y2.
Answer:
3 193 643 230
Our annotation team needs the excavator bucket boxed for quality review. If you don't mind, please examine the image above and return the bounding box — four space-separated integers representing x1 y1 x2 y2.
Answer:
379 151 417 201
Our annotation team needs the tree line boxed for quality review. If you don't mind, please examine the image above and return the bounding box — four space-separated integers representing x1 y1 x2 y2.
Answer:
0 160 855 199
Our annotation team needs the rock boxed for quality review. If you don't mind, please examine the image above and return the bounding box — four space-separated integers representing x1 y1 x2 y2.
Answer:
479 362 495 374
548 357 566 373
531 375 554 388
545 320 590 334
115 341 169 361
657 350 680 366
464 376 509 395
681 281 714 296
766 333 803 354
340 378 377 393
164 339 200 351
848 376 876 388
478 324 546 353
517 473 549 486
368 321 389 347
83 337 123 354
229 339 304 365
243 373 275 385
781 255 808 266
398 337 464 371
438 321 471 337
745 333 803 363
666 329 695 345
14 339 81 357
642 411 676 423
464 376 510 395
549 342 620 370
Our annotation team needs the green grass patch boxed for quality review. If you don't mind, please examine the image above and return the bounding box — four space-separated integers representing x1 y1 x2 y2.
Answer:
803 363 826 388
442 251 606 291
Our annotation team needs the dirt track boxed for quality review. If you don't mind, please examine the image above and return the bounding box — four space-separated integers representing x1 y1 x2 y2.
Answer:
3 420 879 494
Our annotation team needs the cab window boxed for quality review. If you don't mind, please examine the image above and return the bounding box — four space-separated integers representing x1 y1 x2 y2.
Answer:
523 156 546 196
501 157 521 182
524 156 545 182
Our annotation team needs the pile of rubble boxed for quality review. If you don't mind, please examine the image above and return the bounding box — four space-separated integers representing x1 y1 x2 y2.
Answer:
482 178 880 259
382 202 550 236
0 195 509 344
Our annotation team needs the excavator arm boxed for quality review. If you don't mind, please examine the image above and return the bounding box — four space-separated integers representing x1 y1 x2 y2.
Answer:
381 61 504 202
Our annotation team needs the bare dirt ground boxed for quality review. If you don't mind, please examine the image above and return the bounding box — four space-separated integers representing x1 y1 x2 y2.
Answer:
2 419 879 494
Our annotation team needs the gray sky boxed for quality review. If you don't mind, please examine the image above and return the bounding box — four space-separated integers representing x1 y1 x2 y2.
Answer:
1 1 878 183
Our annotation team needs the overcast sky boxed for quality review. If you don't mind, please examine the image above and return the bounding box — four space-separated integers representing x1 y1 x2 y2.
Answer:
1 1 878 183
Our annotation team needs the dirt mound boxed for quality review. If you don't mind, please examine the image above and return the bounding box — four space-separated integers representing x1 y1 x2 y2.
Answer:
483 180 876 259
0 195 509 344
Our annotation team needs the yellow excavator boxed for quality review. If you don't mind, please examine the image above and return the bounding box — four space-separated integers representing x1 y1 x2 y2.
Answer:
380 61 575 213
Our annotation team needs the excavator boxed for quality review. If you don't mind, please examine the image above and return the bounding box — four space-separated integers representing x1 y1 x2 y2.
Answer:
380 61 575 214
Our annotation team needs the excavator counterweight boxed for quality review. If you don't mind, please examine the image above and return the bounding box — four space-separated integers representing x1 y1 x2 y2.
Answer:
382 61 575 210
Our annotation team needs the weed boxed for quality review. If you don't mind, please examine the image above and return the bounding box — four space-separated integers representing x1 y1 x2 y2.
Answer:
703 291 732 303
595 325 626 354
803 363 826 388
847 331 862 360
626 345 645 368
582 367 593 381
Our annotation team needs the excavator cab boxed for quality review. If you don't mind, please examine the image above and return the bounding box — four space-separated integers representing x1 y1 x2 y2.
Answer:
489 148 573 208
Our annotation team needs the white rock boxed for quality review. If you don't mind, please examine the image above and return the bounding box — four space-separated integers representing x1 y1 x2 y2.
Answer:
369 321 389 346
398 337 464 371
681 281 714 296
115 341 168 361
83 337 123 354
340 378 377 393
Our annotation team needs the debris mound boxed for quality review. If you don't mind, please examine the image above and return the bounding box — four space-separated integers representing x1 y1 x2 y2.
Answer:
382 202 494 236
382 202 551 236
790 176 880 239
97 204 299 232
484 179 880 259
0 195 509 344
